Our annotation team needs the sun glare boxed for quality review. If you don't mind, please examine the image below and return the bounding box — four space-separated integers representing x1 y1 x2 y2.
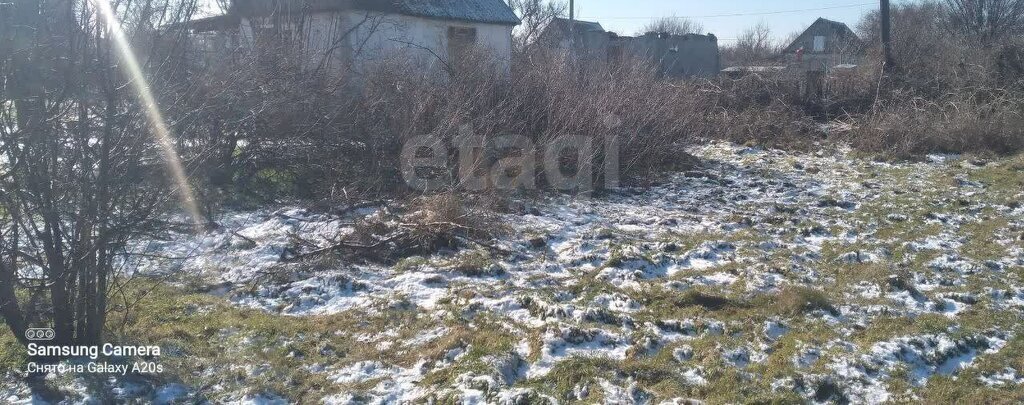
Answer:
92 0 205 230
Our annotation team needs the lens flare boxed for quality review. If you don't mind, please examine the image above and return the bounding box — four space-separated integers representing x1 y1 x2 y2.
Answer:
92 0 204 230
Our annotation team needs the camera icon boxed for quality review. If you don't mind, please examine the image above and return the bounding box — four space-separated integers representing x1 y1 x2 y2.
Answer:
25 328 55 341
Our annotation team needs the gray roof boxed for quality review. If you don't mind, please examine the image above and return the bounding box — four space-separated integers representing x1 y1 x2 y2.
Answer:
549 17 605 34
537 18 606 44
353 0 520 25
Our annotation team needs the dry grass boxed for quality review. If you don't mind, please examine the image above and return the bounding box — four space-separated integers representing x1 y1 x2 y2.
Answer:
846 89 1024 159
342 192 505 260
771 286 838 316
401 193 497 251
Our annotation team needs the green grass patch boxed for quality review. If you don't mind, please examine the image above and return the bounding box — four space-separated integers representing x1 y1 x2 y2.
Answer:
0 327 26 374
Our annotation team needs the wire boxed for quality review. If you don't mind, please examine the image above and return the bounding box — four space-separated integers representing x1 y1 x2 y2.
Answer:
579 2 876 20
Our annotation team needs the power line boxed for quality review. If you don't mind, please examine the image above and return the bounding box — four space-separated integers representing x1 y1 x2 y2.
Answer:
579 2 876 20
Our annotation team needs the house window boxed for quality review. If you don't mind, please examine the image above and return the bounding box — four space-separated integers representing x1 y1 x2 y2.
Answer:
813 35 826 52
448 26 478 63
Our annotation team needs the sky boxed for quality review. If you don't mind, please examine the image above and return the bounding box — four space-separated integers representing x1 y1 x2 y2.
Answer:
571 1 882 44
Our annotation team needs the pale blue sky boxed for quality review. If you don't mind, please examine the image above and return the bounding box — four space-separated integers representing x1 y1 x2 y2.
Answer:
571 1 882 43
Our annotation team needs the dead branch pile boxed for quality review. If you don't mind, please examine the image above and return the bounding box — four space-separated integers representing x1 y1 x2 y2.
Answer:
281 194 506 264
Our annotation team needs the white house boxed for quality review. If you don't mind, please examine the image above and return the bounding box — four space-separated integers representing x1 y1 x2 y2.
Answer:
781 18 864 71
188 0 521 74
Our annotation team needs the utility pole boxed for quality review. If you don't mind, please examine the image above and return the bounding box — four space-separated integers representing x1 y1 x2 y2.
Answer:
880 0 895 74
568 0 575 50
569 0 574 25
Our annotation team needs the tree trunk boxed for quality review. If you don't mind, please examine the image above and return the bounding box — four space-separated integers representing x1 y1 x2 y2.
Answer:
0 262 28 346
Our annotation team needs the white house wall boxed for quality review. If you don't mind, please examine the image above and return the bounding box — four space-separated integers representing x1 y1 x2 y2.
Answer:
341 12 513 74
237 11 513 76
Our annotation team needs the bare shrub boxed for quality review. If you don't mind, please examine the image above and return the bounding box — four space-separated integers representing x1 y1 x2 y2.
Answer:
172 32 723 201
509 50 715 180
168 0 1024 205
509 0 567 54
707 70 823 148
847 89 1024 158
945 0 1024 44
640 17 705 36
824 66 883 113
1 0 199 347
401 193 495 252
811 2 1024 158
316 192 505 262
714 103 817 149
858 2 1021 92
721 22 782 67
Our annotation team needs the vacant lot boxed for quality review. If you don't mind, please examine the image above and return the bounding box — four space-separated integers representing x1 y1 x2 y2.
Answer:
3 142 1023 403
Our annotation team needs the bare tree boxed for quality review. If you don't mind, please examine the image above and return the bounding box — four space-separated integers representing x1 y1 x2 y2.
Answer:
509 0 567 52
858 2 994 90
723 22 780 65
640 16 705 36
945 0 1024 44
0 0 197 347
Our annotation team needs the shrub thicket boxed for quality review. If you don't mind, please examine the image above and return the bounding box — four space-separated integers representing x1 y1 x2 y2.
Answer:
168 1 1024 207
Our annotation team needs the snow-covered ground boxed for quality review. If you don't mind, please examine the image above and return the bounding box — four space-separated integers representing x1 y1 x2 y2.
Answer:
5 142 1023 404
